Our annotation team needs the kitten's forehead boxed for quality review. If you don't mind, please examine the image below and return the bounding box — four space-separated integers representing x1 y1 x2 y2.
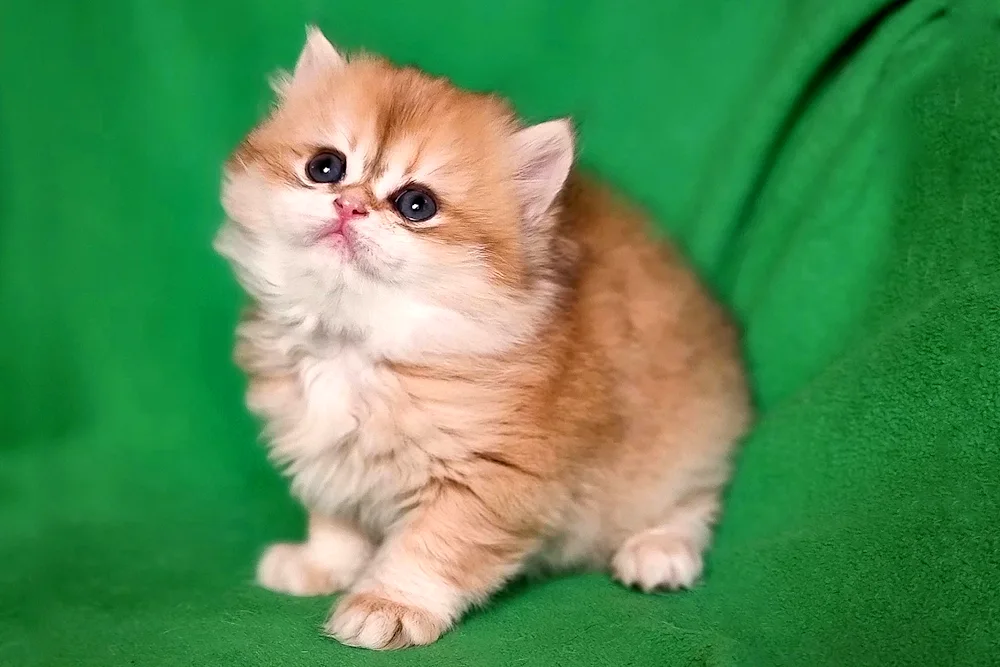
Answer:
257 56 516 192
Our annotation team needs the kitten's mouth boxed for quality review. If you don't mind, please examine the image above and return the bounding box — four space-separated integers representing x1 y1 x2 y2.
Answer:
313 220 354 254
316 218 345 239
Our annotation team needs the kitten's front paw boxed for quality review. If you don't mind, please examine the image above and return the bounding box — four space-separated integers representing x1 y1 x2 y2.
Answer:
326 591 446 650
256 543 340 596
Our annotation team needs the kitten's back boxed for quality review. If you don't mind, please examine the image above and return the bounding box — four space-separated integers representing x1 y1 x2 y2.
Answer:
524 171 751 566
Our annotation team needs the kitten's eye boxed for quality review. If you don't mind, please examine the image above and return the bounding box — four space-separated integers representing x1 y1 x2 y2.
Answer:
393 188 438 223
305 151 346 184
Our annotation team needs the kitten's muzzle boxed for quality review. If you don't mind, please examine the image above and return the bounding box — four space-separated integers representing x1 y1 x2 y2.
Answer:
309 196 368 246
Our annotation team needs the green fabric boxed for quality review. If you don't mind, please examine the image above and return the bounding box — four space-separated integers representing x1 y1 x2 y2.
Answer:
2 0 998 665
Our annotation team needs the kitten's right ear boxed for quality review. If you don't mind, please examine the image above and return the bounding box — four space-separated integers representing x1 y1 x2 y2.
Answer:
273 25 345 97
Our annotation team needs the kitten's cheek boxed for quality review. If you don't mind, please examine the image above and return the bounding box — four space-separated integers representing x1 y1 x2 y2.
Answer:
221 176 276 232
221 178 249 219
221 196 259 231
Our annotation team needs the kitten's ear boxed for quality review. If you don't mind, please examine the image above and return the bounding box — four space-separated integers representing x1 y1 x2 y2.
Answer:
268 69 293 98
512 119 575 223
292 25 345 84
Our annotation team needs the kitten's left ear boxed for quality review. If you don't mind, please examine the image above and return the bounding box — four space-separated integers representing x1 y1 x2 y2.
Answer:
512 119 575 224
295 25 346 79
272 25 346 97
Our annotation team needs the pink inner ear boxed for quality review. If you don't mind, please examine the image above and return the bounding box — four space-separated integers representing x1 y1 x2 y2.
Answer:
513 120 575 222
291 25 346 85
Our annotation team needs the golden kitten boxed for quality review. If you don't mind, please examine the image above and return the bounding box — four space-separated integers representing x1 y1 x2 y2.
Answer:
215 26 752 650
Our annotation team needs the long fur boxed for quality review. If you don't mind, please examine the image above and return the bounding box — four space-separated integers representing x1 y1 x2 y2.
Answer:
216 28 752 650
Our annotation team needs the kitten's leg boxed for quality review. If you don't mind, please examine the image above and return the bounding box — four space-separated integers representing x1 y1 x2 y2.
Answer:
257 513 373 596
611 491 719 592
326 480 537 650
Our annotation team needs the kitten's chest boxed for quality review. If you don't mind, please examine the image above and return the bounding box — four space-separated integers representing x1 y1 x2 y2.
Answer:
296 351 400 448
274 349 437 529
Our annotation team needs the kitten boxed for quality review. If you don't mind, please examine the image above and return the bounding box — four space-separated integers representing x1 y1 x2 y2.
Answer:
215 26 752 650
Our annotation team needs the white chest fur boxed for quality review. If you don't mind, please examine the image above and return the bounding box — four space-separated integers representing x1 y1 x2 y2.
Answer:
267 348 433 535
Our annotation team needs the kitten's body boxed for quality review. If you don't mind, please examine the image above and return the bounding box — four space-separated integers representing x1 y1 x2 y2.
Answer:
216 28 751 650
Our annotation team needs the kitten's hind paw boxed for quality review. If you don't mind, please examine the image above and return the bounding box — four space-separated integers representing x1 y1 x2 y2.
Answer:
611 529 704 592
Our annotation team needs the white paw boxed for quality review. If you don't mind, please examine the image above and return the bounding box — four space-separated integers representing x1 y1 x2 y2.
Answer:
611 530 704 592
255 543 341 596
325 591 446 650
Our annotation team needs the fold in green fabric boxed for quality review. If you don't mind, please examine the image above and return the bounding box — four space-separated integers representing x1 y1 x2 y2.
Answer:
1 1 997 665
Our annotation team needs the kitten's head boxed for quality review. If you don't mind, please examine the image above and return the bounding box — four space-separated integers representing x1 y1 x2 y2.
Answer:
216 27 574 356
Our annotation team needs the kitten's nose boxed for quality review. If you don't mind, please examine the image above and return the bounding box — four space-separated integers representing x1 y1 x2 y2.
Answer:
334 195 368 222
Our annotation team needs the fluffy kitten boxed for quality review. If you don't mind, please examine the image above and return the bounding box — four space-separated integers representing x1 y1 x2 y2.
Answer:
215 26 752 650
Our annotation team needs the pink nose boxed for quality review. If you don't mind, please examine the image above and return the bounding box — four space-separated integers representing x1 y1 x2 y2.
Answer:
334 196 368 221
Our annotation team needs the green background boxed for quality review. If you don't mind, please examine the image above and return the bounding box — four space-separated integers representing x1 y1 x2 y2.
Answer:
2 0 999 665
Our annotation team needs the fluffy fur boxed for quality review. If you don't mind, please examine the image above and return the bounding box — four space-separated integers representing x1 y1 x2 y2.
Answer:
215 26 752 650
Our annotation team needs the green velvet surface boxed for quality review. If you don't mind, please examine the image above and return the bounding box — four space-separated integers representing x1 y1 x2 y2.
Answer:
2 1 998 665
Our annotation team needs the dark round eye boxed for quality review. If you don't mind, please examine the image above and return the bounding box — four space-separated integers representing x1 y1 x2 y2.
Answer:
305 151 346 183
393 188 438 223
